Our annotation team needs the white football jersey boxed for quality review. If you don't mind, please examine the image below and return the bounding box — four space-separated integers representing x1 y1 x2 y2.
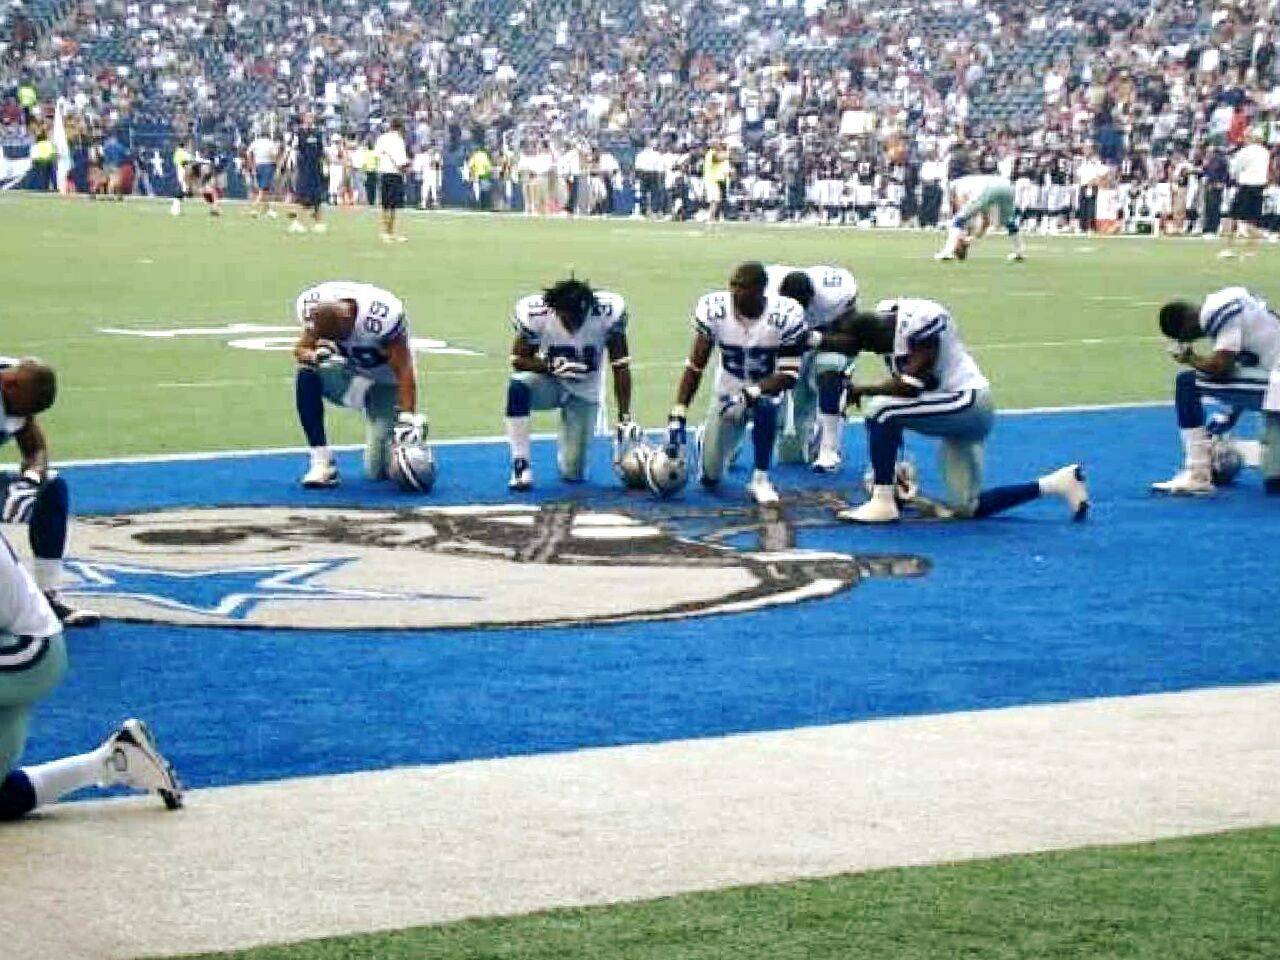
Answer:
295 281 410 385
513 290 627 403
693 291 808 394
1200 287 1280 371
765 264 858 331
952 173 1010 203
0 529 60 640
878 298 989 393
0 356 28 446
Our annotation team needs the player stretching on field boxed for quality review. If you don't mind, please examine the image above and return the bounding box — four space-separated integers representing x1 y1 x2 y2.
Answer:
935 174 1026 262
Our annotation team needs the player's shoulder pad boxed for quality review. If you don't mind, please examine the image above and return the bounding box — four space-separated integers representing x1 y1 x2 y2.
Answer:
594 290 628 325
693 291 730 336
513 293 549 336
771 294 809 340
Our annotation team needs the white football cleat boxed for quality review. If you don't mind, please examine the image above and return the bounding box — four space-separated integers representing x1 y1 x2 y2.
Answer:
746 470 780 506
837 486 900 523
287 220 307 234
101 719 184 810
1216 249 1238 259
933 250 956 261
1151 469 1214 496
311 222 327 234
1039 463 1089 521
1007 251 1026 262
812 448 842 474
301 461 340 489
509 457 533 491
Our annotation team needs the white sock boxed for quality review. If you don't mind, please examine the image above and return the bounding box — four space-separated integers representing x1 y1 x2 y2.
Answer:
505 417 531 461
751 469 771 486
872 483 897 503
309 446 332 468
23 746 110 806
33 557 62 593
818 413 842 453
941 225 962 253
1181 427 1210 470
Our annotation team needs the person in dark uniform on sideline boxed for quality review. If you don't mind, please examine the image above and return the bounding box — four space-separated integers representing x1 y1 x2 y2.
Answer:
287 112 326 234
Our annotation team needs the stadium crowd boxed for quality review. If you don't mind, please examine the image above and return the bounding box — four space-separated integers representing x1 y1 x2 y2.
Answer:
1 0 1279 235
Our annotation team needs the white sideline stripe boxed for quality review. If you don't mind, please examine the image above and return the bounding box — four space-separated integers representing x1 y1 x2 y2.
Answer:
2 683 1276 960
50 400 1168 468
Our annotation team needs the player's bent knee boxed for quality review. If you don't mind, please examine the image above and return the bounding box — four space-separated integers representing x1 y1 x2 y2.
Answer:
505 379 533 417
0 770 37 821
36 475 68 513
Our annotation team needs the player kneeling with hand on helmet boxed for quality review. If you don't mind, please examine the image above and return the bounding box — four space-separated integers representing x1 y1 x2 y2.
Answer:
292 281 433 492
504 278 634 491
665 261 809 506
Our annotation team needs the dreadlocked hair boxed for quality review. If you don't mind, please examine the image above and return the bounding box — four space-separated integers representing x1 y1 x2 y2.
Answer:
543 278 597 322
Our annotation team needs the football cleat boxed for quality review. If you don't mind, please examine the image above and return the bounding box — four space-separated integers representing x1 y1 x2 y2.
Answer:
101 719 184 810
1039 463 1090 521
812 448 843 474
287 220 307 234
1151 469 1214 496
933 251 956 261
1007 251 1026 262
44 592 101 628
311 223 328 234
837 487 900 523
301 462 340 489
746 471 780 506
509 457 533 491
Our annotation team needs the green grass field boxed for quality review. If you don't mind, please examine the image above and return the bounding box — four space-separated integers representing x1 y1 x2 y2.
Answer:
4 194 1278 960
2 193 1274 460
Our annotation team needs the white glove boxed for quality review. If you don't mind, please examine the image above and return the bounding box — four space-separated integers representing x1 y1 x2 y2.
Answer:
550 356 590 380
1167 343 1195 364
393 412 428 446
2 472 41 524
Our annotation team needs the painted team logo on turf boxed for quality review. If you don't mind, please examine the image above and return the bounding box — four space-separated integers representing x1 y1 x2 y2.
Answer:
59 501 929 630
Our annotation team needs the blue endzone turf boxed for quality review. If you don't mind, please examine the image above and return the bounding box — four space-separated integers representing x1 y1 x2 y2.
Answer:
24 406 1280 791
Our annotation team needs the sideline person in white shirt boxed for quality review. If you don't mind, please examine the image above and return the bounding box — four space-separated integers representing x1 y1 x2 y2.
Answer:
374 119 411 243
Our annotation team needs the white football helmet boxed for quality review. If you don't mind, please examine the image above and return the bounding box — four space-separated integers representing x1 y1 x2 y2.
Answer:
389 440 437 493
1209 437 1244 486
645 445 689 498
615 441 657 490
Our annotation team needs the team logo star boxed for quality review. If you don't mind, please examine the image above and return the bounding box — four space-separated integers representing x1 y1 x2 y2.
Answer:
63 558 476 620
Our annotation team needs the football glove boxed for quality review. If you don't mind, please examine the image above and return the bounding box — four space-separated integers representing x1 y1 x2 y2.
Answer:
2 472 41 524
666 405 688 452
1167 343 1195 365
393 412 428 446
1206 408 1243 438
549 356 590 381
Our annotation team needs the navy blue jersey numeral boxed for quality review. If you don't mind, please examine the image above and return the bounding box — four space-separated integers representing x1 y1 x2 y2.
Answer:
720 345 776 380
546 344 599 371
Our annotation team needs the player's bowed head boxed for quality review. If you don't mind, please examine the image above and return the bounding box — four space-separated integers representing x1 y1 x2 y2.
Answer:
1158 300 1203 343
542 277 598 333
817 308 893 359
0 358 57 418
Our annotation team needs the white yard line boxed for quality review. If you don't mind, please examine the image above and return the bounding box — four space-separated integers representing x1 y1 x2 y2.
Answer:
2 683 1276 960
